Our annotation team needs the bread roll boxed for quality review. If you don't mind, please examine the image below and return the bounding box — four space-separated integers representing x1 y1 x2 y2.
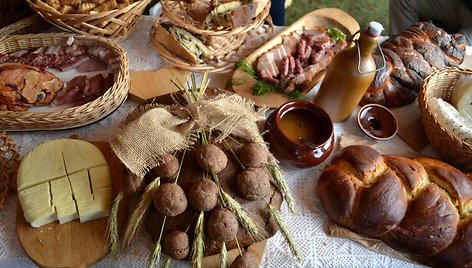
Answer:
317 145 472 267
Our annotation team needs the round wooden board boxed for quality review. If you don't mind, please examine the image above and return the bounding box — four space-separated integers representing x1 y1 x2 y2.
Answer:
16 142 125 268
232 8 360 108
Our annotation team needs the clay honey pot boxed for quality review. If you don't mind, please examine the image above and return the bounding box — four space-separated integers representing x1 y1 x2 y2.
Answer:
265 100 334 168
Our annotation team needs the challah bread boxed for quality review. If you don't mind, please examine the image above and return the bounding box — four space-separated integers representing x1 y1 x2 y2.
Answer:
317 145 472 267
361 22 467 108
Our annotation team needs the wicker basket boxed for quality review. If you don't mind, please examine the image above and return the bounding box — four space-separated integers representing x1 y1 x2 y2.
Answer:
151 14 273 73
0 14 48 36
0 33 130 131
160 0 270 36
419 67 472 171
26 0 150 40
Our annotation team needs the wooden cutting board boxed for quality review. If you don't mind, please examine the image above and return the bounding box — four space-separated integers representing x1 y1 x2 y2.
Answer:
16 142 125 268
130 67 191 102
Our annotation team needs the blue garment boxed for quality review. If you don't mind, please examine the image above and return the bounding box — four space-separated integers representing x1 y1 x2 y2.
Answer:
269 0 286 26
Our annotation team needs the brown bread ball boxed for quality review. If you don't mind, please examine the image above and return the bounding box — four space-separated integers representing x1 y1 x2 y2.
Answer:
162 230 190 260
230 251 259 268
236 167 271 201
188 178 219 211
153 155 180 182
207 208 239 242
153 183 188 217
195 144 228 173
123 172 143 196
239 143 269 168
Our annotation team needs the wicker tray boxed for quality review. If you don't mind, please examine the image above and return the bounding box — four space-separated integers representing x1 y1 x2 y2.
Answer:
0 33 130 131
160 0 270 36
419 67 472 171
0 14 48 36
26 0 150 40
151 15 273 73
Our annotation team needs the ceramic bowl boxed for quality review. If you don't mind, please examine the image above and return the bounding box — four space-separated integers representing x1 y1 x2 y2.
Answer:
357 103 398 140
265 100 334 168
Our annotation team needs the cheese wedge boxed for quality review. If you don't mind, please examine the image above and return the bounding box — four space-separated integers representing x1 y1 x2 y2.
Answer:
17 139 113 228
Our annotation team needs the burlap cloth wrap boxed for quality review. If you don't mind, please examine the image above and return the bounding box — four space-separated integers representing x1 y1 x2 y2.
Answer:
111 92 269 178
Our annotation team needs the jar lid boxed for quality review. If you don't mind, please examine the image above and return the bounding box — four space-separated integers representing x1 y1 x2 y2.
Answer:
367 21 383 36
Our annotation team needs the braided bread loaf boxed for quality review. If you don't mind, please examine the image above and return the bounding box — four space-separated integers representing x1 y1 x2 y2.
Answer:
318 145 472 267
361 22 467 108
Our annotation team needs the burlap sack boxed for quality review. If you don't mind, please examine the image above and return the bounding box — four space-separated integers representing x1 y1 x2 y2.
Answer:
111 92 267 178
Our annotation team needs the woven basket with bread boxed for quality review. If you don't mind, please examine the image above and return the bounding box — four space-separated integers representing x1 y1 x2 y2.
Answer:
419 67 472 171
26 0 150 40
318 145 472 267
151 0 273 72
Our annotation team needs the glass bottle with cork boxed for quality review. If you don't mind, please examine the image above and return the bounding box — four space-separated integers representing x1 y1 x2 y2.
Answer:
313 21 385 122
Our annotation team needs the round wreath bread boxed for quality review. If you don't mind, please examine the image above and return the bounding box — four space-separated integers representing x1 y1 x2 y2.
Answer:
317 145 472 267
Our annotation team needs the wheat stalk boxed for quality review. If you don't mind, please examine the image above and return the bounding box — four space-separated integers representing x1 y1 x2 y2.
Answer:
222 139 245 169
267 204 301 261
221 191 264 241
219 241 227 268
192 211 205 268
122 177 161 249
148 243 161 268
107 191 123 257
267 164 296 214
162 257 172 268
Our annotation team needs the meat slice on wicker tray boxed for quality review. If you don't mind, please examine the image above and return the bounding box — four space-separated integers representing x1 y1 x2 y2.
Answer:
256 28 346 93
361 22 466 108
0 63 63 112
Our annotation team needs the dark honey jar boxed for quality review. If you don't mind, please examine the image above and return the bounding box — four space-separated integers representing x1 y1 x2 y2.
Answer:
265 100 334 168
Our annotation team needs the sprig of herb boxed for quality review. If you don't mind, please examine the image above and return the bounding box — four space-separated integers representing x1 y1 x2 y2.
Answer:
236 59 256 77
267 204 301 261
327 28 346 41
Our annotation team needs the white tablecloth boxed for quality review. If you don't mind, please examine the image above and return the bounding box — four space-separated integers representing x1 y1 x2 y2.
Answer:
2 16 438 268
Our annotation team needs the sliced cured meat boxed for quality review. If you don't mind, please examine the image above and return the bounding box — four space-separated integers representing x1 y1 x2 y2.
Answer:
256 44 291 80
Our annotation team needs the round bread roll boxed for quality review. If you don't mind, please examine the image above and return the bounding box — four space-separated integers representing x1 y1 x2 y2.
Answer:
188 178 219 211
153 183 188 217
236 167 271 201
207 208 239 242
239 143 268 168
230 251 259 268
153 155 180 182
195 144 228 173
162 230 190 260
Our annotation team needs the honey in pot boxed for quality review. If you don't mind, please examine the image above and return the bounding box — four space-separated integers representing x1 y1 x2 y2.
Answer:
265 100 334 168
279 109 328 146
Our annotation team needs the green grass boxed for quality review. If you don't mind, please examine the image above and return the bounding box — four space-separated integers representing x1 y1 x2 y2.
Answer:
285 0 389 34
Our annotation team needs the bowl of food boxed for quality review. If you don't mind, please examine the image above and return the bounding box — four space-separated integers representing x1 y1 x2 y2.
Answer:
419 67 472 170
265 99 334 168
357 104 398 141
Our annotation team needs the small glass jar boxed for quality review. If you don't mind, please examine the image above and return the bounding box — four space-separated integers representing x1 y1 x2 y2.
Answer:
265 100 334 168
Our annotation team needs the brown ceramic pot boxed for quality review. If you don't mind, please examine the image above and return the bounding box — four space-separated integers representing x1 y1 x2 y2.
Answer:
265 100 334 168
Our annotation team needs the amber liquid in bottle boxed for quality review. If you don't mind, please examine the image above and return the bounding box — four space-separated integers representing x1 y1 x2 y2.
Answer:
313 25 380 122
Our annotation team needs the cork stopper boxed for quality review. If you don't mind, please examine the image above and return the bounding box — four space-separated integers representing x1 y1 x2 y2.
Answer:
367 21 383 37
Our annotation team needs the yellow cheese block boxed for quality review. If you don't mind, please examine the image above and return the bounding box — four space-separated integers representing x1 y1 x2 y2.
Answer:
452 75 472 122
25 206 57 228
17 139 112 228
